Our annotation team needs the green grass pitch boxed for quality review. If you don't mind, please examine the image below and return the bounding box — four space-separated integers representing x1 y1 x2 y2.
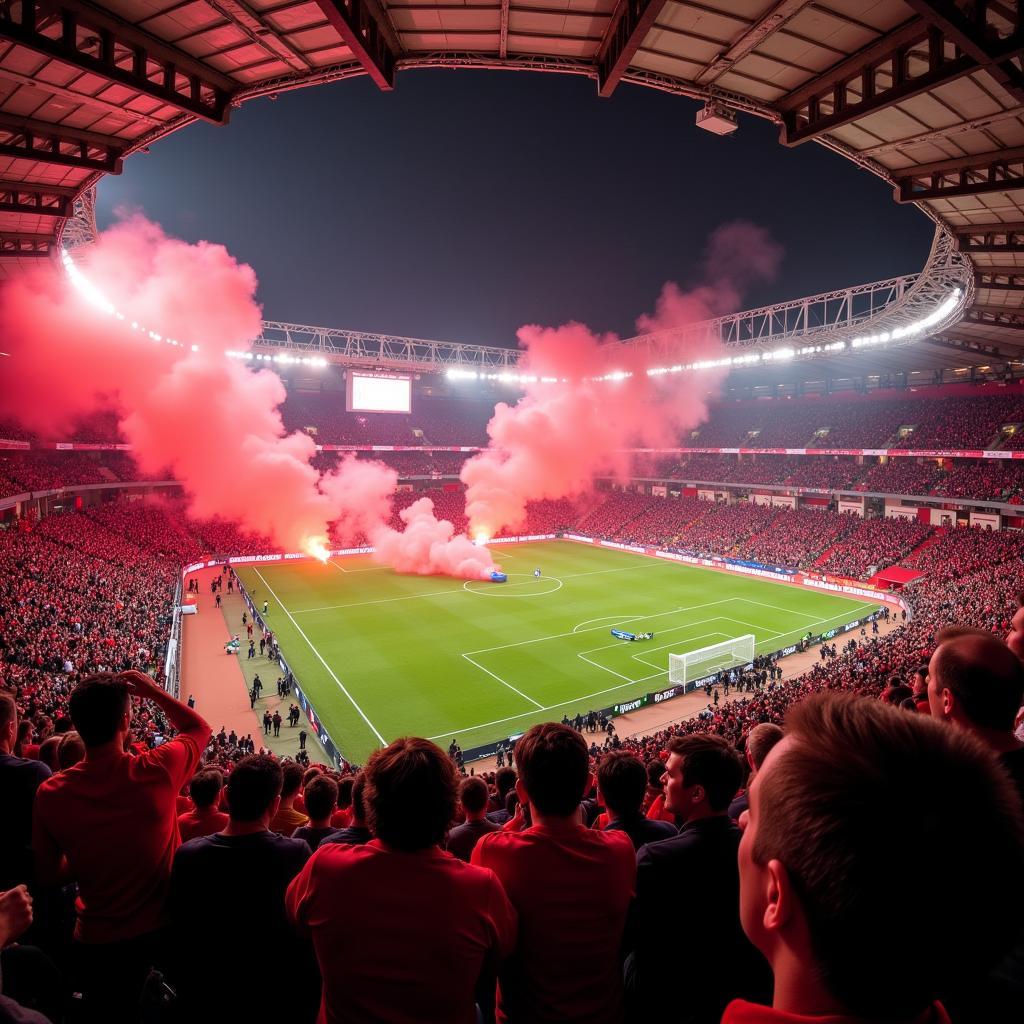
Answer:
236 541 880 764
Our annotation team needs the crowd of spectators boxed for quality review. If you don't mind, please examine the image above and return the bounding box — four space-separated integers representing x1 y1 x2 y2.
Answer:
855 459 940 495
814 516 934 579
3 469 1024 1022
931 460 1024 501
689 391 1024 450
737 508 856 570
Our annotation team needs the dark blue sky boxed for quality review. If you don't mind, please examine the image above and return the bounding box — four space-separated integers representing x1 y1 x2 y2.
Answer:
98 70 935 346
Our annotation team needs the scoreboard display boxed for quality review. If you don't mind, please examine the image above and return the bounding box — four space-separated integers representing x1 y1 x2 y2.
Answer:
346 372 411 414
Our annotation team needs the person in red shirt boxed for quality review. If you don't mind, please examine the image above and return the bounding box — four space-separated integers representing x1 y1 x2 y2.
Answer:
730 692 1024 1024
32 670 210 1022
177 768 229 842
287 737 516 1024
472 722 636 1023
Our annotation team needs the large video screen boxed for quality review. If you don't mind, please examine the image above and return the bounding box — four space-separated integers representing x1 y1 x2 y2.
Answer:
346 372 411 414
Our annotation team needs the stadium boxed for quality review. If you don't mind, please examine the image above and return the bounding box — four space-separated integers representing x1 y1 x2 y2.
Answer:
1 1 1024 1023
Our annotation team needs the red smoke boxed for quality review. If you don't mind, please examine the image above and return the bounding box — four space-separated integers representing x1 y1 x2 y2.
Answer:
0 213 780 578
461 220 783 536
371 497 497 579
0 217 400 555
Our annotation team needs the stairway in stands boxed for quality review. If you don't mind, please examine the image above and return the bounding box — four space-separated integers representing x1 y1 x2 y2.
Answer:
811 545 838 568
900 527 947 565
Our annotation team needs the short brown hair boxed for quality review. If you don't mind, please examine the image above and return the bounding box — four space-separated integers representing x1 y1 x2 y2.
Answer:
932 632 1024 731
596 751 646 817
364 738 456 851
515 723 588 817
753 692 1024 1017
303 775 339 820
0 692 17 733
68 673 130 747
459 776 489 814
189 770 224 809
666 734 742 812
745 723 784 771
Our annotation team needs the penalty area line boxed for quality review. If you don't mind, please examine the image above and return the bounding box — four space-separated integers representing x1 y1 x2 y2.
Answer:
461 654 544 710
253 568 387 748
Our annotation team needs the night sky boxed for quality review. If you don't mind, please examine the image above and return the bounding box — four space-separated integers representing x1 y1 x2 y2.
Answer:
98 70 935 347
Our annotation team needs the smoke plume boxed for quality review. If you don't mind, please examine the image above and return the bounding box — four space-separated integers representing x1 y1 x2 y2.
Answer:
371 497 498 579
0 217 400 556
461 220 783 535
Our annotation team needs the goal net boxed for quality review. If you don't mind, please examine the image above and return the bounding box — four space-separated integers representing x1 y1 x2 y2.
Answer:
669 634 755 691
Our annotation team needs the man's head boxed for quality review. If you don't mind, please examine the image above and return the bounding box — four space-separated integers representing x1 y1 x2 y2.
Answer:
927 630 1024 733
0 693 17 751
745 723 784 774
910 664 929 699
494 767 517 800
189 770 224 810
596 751 647 820
280 760 306 801
226 755 283 824
663 734 742 823
68 673 131 748
350 772 366 825
739 692 1024 1019
459 776 489 818
514 723 588 818
364 738 456 851
303 775 338 823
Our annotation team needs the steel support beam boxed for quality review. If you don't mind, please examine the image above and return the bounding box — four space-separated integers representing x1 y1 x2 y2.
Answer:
596 0 669 98
895 146 1024 203
314 0 396 90
957 225 1024 253
0 0 236 124
0 181 75 217
976 269 1024 291
0 114 123 173
964 310 1024 330
780 19 981 146
499 0 510 59
904 0 1024 102
0 232 54 256
696 0 811 86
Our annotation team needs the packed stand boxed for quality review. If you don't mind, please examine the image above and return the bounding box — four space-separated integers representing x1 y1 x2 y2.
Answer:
932 460 1024 501
737 508 857 570
856 459 940 495
669 501 778 559
814 515 933 579
611 495 707 547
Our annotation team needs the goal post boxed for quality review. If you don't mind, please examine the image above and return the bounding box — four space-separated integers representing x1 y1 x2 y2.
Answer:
669 634 755 692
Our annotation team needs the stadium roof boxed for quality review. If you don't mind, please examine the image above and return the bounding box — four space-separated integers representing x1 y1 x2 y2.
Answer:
1 0 1022 371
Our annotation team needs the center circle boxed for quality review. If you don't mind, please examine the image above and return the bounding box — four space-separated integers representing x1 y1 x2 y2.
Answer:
463 573 564 597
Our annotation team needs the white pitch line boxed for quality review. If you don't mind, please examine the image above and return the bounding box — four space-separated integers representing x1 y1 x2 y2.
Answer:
253 568 387 747
329 560 388 575
425 671 672 742
293 586 464 615
463 600 734 657
561 560 669 581
462 654 544 709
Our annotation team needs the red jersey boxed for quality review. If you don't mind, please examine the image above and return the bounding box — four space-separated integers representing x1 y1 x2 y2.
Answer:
178 806 230 843
722 1000 951 1024
472 821 636 1024
33 726 208 943
287 839 516 1024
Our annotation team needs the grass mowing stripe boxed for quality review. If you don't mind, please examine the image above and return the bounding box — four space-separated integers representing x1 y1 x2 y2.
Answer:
253 567 388 747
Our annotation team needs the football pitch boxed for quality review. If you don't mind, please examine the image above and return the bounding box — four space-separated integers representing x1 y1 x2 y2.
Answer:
236 541 880 764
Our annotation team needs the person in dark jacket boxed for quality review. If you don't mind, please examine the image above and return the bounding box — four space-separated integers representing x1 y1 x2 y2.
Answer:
626 734 771 1024
596 751 676 851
